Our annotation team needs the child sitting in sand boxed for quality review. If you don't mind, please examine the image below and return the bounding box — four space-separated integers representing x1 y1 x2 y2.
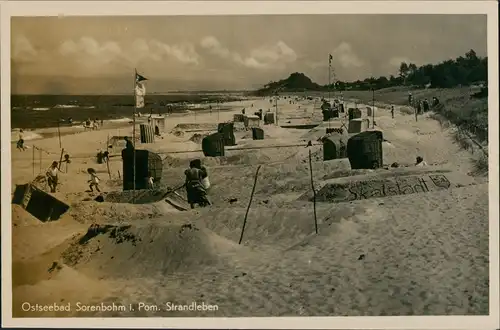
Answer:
87 168 101 193
415 156 428 167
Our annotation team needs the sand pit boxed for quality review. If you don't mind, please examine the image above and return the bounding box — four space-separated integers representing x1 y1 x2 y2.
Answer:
173 123 218 132
189 132 210 144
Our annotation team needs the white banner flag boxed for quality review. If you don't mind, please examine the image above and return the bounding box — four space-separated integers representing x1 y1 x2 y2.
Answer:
135 82 146 108
135 72 148 109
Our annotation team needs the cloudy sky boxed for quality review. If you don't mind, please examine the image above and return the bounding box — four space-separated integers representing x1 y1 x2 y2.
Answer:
11 14 487 94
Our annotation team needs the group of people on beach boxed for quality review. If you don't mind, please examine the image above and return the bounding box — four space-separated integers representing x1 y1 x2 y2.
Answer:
84 118 102 130
408 92 440 115
43 161 101 193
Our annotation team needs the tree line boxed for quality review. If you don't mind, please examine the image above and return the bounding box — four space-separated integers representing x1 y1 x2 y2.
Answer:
256 49 487 94
340 49 487 91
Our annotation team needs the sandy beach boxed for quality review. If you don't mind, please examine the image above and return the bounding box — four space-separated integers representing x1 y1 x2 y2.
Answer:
10 95 489 317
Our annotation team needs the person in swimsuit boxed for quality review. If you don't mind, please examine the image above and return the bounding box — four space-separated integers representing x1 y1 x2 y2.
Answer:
17 129 26 151
46 161 60 193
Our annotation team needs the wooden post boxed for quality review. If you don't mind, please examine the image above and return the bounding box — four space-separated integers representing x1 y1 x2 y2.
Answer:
106 157 112 180
238 165 262 245
133 70 137 204
309 149 318 234
57 120 62 149
106 133 112 179
58 148 64 170
32 145 35 176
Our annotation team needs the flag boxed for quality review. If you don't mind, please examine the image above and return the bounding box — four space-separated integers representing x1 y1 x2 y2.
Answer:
135 71 148 109
329 54 333 65
136 72 148 83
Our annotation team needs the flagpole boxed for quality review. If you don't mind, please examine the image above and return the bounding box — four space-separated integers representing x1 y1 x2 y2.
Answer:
328 56 331 104
328 55 331 129
132 69 137 204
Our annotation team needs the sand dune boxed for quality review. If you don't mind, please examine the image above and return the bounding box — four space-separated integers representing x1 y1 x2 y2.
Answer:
60 221 243 279
9 95 489 317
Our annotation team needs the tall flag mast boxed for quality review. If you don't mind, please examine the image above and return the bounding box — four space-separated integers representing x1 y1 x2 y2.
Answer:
328 54 332 105
328 54 333 128
133 70 148 203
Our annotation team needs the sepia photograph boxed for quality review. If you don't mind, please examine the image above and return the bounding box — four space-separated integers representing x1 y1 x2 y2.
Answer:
1 1 499 328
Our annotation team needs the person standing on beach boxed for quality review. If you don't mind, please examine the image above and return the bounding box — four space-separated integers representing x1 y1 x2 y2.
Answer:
46 161 60 193
17 129 26 151
391 106 395 119
423 99 430 112
124 136 134 151
416 101 422 115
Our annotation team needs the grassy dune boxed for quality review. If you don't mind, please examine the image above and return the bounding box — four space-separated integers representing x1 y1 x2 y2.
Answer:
302 86 488 142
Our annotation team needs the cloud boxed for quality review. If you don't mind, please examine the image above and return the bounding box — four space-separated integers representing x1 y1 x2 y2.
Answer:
305 42 364 70
57 37 123 69
149 40 200 65
330 42 364 68
200 36 297 69
12 35 38 62
305 60 327 70
55 37 201 71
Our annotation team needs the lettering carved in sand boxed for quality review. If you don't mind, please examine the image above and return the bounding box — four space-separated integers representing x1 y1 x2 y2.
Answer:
319 174 452 202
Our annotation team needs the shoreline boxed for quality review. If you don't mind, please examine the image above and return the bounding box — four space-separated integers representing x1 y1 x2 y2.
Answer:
9 103 249 143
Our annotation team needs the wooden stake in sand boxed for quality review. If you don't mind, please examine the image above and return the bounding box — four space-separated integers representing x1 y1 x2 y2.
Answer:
106 155 112 180
133 82 137 203
57 120 62 149
238 164 262 245
309 149 318 235
106 134 112 179
32 145 35 176
58 148 64 170
39 148 42 173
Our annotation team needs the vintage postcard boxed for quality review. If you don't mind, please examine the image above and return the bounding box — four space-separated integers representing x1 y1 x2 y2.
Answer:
1 1 498 329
